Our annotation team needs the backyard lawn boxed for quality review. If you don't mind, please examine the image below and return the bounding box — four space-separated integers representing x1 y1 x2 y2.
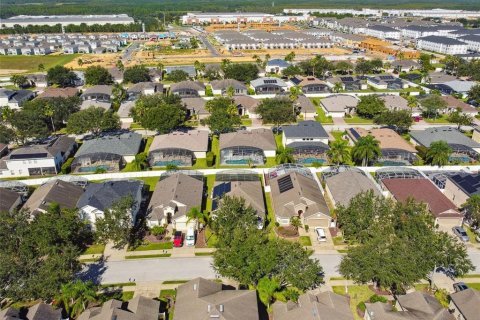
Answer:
332 285 375 320
315 107 334 124
330 130 346 141
423 115 451 124
205 175 215 212
0 54 79 73
132 176 160 192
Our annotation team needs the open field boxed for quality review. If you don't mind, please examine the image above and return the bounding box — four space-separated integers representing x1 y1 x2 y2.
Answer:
0 54 79 74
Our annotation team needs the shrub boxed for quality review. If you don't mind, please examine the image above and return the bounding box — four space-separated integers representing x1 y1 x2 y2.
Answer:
357 301 366 312
247 87 255 95
60 158 74 174
369 295 388 304
206 151 215 167
434 289 449 308
304 225 310 232
205 85 214 97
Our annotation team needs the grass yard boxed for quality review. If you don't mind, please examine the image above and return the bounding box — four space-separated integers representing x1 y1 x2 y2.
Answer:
0 54 80 73
125 254 171 259
144 136 154 153
163 280 188 284
332 285 375 320
330 130 345 141
274 134 282 148
130 123 144 130
423 115 451 124
159 289 176 320
344 116 374 124
315 107 334 124
329 276 347 281
100 282 136 288
195 252 214 256
191 158 208 169
465 227 478 243
299 236 312 246
121 291 134 301
241 118 252 126
465 283 480 290
128 241 173 251
212 136 220 167
205 175 215 212
132 176 160 192
83 243 105 255
121 162 139 172
333 236 347 246
205 227 218 248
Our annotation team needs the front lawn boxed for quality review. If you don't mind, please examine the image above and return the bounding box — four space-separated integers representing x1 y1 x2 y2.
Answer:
330 130 345 141
205 227 218 248
128 241 173 251
315 107 334 124
83 244 105 255
125 254 171 259
423 115 451 124
465 227 478 243
299 236 312 246
332 285 375 320
241 118 252 126
344 116 374 124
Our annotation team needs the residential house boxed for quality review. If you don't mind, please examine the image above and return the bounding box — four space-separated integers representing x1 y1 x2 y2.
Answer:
0 88 35 109
282 121 330 164
0 188 22 213
250 77 288 94
117 100 135 128
347 128 418 165
382 178 464 229
265 59 290 74
449 288 479 320
147 173 204 230
170 81 206 97
78 296 160 320
219 129 276 165
80 85 113 110
326 76 367 91
173 278 259 320
269 170 331 227
365 291 453 320
233 95 259 118
440 95 478 116
164 65 196 78
0 136 76 177
442 80 477 97
367 74 409 90
391 60 420 73
77 180 144 226
26 302 62 320
37 87 79 99
410 127 480 161
417 36 468 54
0 143 8 157
323 168 382 208
320 94 359 118
22 180 84 215
272 291 354 320
108 67 124 84
444 172 480 207
427 72 457 84
127 82 163 99
148 130 209 167
291 76 330 94
26 73 48 88
182 97 209 119
210 79 247 95
294 94 317 120
72 132 142 173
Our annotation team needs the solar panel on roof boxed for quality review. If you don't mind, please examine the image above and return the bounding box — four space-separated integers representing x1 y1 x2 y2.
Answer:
349 128 361 140
10 153 48 159
212 182 231 211
340 77 354 82
264 79 278 84
380 76 395 80
277 175 294 194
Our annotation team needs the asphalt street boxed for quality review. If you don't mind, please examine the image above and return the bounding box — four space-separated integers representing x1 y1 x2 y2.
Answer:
82 250 480 284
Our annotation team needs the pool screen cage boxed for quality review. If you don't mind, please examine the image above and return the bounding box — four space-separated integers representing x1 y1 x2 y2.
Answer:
267 163 313 181
378 148 417 165
423 170 464 189
320 166 366 181
220 146 265 165
71 153 124 172
149 148 194 167
449 144 478 161
215 169 261 182
375 166 424 183
291 144 329 162
159 170 204 182
45 175 89 188
0 180 29 196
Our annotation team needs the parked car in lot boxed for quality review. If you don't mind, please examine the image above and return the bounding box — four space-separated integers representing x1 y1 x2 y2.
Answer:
452 226 469 242
453 282 469 292
315 227 327 242
173 231 184 247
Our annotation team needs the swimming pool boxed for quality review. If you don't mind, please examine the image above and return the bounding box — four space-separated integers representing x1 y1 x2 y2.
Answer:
153 160 184 167
78 165 110 172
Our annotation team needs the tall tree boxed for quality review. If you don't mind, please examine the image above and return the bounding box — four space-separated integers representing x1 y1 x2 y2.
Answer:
356 95 387 119
123 65 151 84
276 146 294 164
257 277 281 309
84 66 113 85
468 83 480 105
186 207 210 230
11 74 28 88
284 52 295 62
66 107 120 134
327 139 350 165
255 97 296 129
47 65 77 87
462 195 480 228
204 97 241 133
223 63 258 82
166 70 189 82
419 95 447 119
425 141 452 166
351 135 381 166
57 280 98 319
374 109 413 133
447 108 473 130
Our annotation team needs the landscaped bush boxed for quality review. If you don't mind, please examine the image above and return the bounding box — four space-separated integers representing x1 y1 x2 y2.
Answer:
369 294 388 304
434 289 449 308
205 85 213 97
277 226 299 237
60 158 74 174
206 151 215 167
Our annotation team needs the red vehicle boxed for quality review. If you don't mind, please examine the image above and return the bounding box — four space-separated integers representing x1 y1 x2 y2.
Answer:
173 231 184 247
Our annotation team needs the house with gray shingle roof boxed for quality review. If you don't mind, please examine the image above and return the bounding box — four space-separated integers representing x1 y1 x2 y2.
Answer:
282 121 329 164
449 288 479 320
78 296 160 320
77 180 144 226
173 278 259 320
219 129 276 165
210 79 247 95
147 173 204 230
320 94 358 118
0 188 22 213
250 77 288 94
170 81 205 97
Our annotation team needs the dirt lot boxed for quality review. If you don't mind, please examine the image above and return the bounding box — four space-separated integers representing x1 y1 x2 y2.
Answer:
64 53 121 69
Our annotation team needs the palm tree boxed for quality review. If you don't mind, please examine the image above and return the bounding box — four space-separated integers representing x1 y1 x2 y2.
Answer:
276 146 294 164
426 141 452 166
327 139 350 165
186 207 210 230
257 277 280 310
57 280 98 319
333 82 343 93
289 86 301 103
351 135 381 166
44 103 55 132
131 152 148 171
226 85 235 97
290 216 303 232
116 59 124 72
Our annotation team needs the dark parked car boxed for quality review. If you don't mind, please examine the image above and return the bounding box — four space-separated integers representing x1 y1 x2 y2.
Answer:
452 226 469 242
173 231 184 247
453 282 469 292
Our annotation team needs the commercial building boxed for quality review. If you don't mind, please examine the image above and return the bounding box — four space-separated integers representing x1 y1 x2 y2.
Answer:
181 12 307 25
0 14 134 28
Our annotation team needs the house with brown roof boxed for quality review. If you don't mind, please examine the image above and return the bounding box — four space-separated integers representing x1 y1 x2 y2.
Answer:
381 178 463 229
182 97 209 119
37 87 79 99
440 95 478 116
270 170 330 227
148 130 209 167
78 295 160 320
449 288 480 320
346 128 418 165
272 291 354 320
0 188 22 213
233 95 259 118
170 81 205 97
173 278 259 320
219 129 276 165
211 79 247 95
147 173 204 231
23 179 84 215
320 94 359 118
291 76 330 93
26 302 62 320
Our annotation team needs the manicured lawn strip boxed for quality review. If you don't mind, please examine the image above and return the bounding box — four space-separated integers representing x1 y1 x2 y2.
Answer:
299 236 312 246
191 158 208 169
125 254 171 259
144 136 154 153
130 122 144 130
0 54 79 72
212 136 220 167
205 174 215 212
337 249 349 253
344 116 374 124
195 252 214 256
264 157 277 168
241 119 252 126
460 274 480 278
132 176 160 192
330 130 345 141
315 107 334 124
414 283 430 292
121 291 134 301
128 241 173 251
465 227 478 243
101 282 136 288
122 162 138 172
332 285 375 320
274 134 282 148
79 257 101 263
329 276 347 281
465 283 480 290
163 280 188 284
83 244 105 255
205 227 218 248
423 115 451 124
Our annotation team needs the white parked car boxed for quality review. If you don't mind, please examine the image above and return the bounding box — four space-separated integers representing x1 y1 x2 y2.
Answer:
185 227 196 246
315 227 327 242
